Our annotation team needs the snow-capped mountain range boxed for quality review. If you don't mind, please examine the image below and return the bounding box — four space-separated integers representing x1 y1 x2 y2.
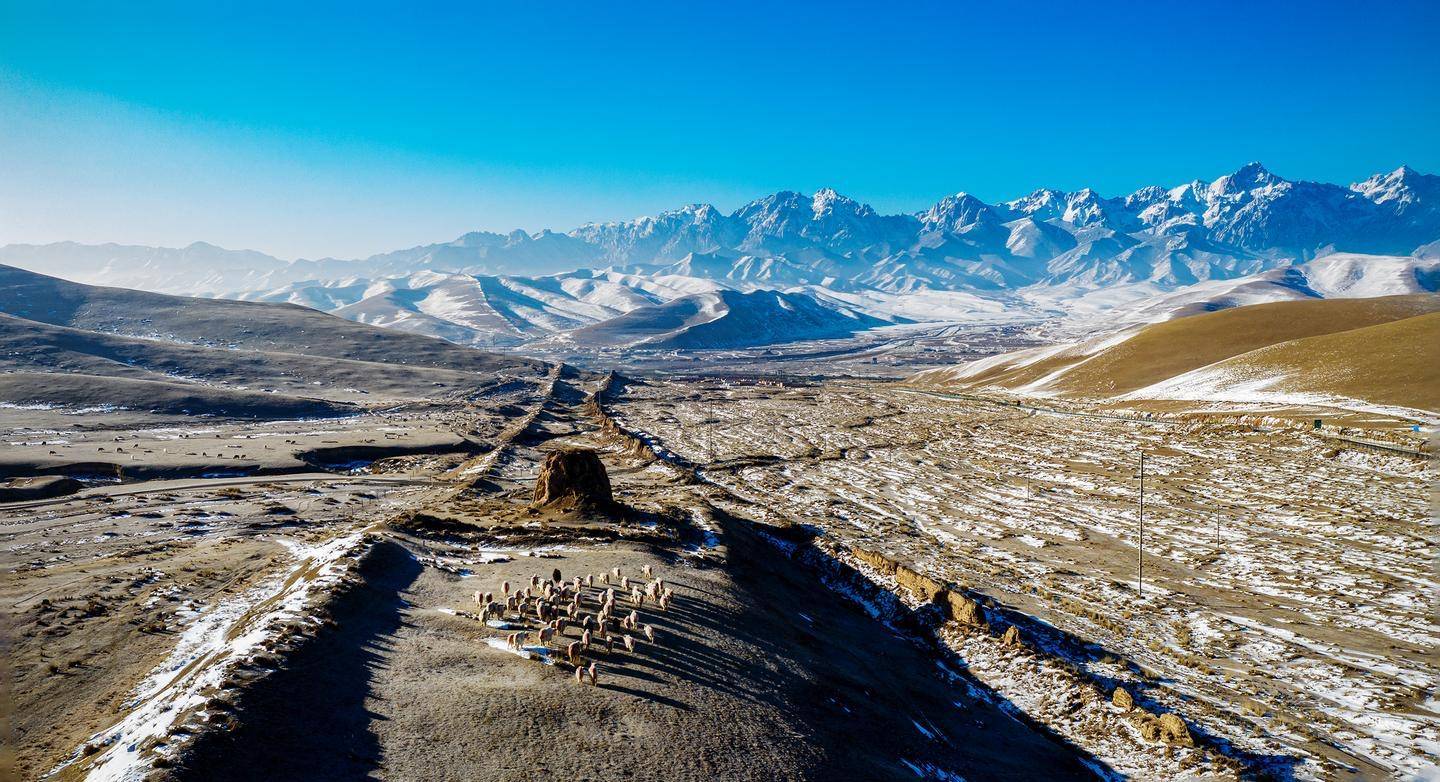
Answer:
2 163 1437 350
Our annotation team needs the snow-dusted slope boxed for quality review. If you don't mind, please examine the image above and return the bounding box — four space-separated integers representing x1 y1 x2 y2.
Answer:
913 294 1440 417
1029 252 1440 335
563 289 890 350
237 269 730 347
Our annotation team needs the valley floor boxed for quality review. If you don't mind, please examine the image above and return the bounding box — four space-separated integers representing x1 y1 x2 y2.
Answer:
4 370 1432 781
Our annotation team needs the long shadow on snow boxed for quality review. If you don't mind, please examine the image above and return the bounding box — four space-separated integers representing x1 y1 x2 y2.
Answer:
170 540 423 782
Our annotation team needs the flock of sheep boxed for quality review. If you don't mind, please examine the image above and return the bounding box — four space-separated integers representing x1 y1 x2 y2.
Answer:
471 562 673 686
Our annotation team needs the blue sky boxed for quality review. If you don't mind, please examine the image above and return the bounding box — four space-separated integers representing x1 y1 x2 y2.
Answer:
2 0 1437 258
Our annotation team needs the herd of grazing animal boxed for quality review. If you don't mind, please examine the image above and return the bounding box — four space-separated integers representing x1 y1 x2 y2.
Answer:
470 564 675 686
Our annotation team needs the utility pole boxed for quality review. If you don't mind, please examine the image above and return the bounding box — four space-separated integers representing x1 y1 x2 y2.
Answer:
1137 450 1145 598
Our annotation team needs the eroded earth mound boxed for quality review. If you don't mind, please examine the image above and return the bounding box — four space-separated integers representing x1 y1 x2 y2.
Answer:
533 447 613 508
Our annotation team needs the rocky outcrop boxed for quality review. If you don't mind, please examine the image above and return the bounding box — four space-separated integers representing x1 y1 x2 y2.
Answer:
946 590 986 628
1112 687 1134 712
849 545 987 625
533 448 612 509
895 564 947 606
1158 713 1194 746
850 547 898 576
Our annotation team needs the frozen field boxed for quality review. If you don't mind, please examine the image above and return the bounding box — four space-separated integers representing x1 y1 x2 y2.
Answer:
613 378 1438 780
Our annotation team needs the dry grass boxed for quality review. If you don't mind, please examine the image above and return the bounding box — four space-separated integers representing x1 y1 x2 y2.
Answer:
1202 311 1440 412
1049 294 1440 396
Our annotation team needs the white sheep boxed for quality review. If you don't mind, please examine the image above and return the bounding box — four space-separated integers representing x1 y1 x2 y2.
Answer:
473 590 483 605
642 564 652 578
574 665 584 684
643 624 655 643
623 635 634 652
539 626 554 644
587 662 598 685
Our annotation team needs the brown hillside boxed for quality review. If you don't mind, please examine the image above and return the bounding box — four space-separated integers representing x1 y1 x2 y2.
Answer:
1048 294 1440 396
1201 311 1440 413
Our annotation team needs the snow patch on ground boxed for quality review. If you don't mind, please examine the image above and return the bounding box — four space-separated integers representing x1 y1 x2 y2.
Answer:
58 529 369 782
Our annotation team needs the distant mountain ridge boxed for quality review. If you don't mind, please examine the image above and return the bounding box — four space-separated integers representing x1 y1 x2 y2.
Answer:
2 163 1437 350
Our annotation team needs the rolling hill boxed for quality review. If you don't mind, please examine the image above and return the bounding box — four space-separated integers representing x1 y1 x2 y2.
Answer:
563 289 890 349
0 264 548 376
0 265 556 419
1124 312 1440 413
911 294 1440 416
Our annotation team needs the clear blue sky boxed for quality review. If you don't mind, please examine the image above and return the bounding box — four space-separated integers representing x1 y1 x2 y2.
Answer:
2 0 1437 259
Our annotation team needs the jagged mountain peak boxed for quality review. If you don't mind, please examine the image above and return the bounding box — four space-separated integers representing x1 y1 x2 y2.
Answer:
918 192 1000 232
810 187 876 219
1006 188 1068 218
1208 161 1285 196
